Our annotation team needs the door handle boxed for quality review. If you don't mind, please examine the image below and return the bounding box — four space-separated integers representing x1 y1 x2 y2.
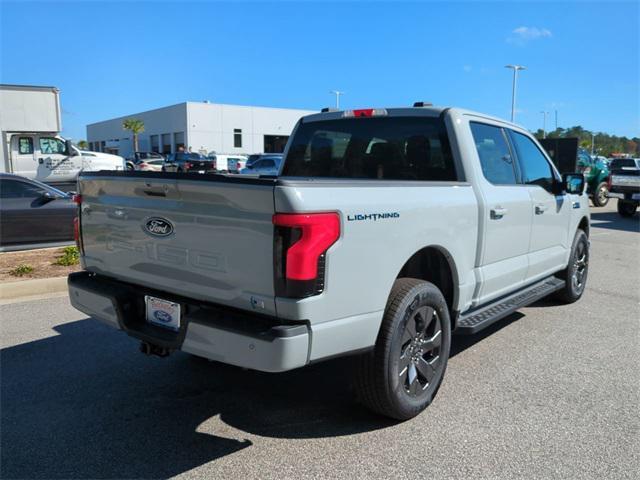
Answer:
535 204 548 215
490 207 508 219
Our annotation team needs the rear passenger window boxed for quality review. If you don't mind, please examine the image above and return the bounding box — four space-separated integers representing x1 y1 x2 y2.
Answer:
510 131 556 192
282 117 457 181
470 123 518 185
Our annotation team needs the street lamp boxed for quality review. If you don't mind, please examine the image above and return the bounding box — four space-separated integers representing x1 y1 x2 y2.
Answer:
329 90 345 109
540 111 549 138
505 65 526 122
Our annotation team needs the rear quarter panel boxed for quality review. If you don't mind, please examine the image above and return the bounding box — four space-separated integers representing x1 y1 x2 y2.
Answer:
274 180 478 326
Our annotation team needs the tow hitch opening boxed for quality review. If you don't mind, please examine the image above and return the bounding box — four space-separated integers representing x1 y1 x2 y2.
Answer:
139 342 171 357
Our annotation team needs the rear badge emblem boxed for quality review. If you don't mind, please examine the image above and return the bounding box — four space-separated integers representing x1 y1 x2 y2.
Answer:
144 217 174 237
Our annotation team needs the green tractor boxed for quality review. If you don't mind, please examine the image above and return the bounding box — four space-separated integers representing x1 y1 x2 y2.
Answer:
539 138 610 207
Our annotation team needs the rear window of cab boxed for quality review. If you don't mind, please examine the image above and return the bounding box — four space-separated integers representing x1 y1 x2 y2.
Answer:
282 117 458 181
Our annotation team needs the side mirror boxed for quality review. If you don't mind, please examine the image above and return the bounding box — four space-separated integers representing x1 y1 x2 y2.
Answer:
563 173 585 195
65 140 78 156
40 191 58 202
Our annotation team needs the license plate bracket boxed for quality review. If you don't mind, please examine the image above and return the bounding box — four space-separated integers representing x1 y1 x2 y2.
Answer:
145 295 181 331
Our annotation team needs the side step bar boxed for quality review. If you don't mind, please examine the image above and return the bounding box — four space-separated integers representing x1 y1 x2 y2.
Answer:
456 276 565 335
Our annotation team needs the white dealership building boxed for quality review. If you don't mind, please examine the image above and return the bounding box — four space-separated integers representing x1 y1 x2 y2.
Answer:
86 101 316 158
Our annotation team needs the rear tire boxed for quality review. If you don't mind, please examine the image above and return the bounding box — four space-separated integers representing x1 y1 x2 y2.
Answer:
617 199 637 217
592 182 609 207
555 229 589 304
354 278 451 420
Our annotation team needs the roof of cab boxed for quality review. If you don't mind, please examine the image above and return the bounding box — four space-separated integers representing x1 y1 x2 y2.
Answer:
301 105 524 131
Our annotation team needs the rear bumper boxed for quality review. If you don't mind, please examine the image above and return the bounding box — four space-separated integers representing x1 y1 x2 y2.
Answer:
67 271 310 372
608 186 640 201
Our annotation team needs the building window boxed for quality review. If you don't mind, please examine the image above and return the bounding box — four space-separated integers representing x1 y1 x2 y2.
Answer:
100 141 106 152
234 129 242 148
174 132 185 152
161 133 171 154
264 135 288 153
18 137 34 154
150 135 159 153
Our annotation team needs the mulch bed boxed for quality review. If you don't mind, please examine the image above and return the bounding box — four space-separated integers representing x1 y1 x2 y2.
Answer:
0 247 80 282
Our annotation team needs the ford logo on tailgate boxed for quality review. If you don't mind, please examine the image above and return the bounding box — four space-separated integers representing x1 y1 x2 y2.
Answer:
144 217 174 237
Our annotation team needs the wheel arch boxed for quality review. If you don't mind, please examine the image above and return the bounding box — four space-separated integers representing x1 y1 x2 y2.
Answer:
393 245 459 326
578 216 589 237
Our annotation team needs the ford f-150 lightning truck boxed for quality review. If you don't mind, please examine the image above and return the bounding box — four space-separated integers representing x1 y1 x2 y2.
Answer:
68 105 590 420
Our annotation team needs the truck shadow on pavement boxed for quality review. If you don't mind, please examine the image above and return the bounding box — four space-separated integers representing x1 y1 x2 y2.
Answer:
590 210 640 233
1 309 525 479
0 318 393 479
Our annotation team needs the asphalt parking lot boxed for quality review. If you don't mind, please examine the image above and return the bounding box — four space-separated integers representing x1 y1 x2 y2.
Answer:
1 202 638 479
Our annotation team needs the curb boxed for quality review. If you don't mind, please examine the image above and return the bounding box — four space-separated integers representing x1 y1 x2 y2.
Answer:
0 276 68 301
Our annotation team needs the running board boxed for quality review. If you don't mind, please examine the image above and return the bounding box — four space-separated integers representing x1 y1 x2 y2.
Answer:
456 277 565 335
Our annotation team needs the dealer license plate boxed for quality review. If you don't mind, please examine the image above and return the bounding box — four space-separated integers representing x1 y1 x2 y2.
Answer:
145 295 181 331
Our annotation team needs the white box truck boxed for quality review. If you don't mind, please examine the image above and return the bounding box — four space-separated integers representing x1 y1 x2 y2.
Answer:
0 84 125 187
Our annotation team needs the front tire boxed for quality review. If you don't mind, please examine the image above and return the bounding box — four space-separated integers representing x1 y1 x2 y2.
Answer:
617 199 637 217
355 278 451 420
555 229 589 304
592 182 609 207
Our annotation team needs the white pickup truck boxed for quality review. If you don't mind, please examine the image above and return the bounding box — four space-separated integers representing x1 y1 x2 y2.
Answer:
68 105 590 420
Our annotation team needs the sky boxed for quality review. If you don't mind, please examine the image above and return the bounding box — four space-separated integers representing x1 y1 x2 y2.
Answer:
1 1 638 140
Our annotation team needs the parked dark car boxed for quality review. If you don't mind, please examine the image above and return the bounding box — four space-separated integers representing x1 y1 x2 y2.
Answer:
245 153 283 169
162 153 216 173
0 173 76 249
126 152 165 170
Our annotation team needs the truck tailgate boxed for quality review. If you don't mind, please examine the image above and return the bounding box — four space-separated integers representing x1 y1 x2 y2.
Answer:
78 173 277 315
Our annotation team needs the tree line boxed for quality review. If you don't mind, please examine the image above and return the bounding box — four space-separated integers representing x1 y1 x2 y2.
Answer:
533 126 639 157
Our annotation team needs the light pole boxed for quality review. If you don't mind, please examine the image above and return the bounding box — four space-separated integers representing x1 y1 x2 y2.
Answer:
329 90 345 109
505 65 526 122
540 111 549 138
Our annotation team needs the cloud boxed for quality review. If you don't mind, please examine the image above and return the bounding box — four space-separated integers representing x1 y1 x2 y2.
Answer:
508 26 552 45
463 65 473 73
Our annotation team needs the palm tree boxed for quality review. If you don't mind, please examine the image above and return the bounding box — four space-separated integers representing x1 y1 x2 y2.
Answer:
122 118 145 152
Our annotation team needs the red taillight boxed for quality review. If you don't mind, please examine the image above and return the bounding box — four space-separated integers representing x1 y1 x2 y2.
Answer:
607 175 612 189
273 213 340 280
273 212 340 298
72 195 83 252
185 162 193 169
73 216 80 246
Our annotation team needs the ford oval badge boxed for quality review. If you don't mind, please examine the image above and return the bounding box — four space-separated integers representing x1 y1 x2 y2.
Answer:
144 217 174 237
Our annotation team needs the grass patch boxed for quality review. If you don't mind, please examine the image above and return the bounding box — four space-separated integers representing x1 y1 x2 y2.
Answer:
53 246 79 266
9 264 34 277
